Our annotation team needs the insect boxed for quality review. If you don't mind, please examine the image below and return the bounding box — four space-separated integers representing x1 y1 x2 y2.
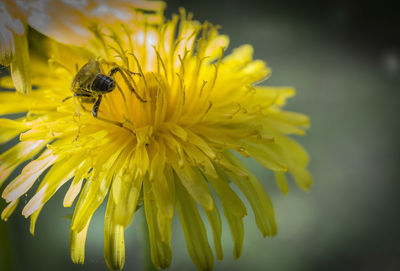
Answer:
64 59 146 125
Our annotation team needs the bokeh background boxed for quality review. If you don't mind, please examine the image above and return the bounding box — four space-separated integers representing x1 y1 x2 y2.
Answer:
1 0 400 270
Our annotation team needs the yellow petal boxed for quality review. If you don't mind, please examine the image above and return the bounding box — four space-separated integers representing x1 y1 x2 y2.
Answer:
155 165 176 242
254 86 295 106
243 141 288 172
2 150 58 202
68 174 95 264
0 128 20 144
144 177 172 269
191 125 249 156
0 140 46 186
29 207 41 235
0 30 14 65
207 168 246 258
0 90 59 115
63 160 91 207
0 2 24 65
166 122 188 141
157 205 174 245
71 139 129 232
1 199 18 221
241 60 270 84
205 34 229 62
262 118 306 135
222 44 253 67
0 92 31 115
0 76 15 89
10 30 31 94
112 171 143 227
290 167 312 191
186 130 216 160
273 135 312 191
225 210 244 259
0 118 27 144
274 171 289 195
27 151 84 234
22 153 83 217
206 169 247 219
182 142 217 178
104 192 125 271
224 152 278 237
150 144 175 234
70 221 91 264
176 181 214 271
269 110 310 127
204 205 223 260
173 164 214 211
71 175 109 233
63 179 83 208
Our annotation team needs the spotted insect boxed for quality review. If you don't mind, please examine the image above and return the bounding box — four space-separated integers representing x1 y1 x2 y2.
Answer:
63 59 119 119
64 59 146 124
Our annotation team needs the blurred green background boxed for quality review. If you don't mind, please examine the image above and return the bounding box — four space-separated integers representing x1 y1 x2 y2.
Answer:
1 0 400 270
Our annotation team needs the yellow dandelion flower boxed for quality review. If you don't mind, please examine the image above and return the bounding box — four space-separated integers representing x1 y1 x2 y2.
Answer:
0 9 312 271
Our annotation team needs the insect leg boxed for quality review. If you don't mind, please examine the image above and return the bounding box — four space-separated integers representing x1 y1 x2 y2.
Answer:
92 95 123 127
74 94 93 112
69 93 91 141
62 96 73 102
109 66 141 77
108 67 120 77
108 67 146 102
72 96 82 116
73 124 82 142
73 93 94 115
63 93 93 111
92 95 102 117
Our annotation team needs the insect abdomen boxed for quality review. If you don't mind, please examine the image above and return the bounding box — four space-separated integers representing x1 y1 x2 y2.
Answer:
91 74 115 93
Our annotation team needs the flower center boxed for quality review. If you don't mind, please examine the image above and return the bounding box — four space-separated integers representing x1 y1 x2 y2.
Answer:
67 21 221 139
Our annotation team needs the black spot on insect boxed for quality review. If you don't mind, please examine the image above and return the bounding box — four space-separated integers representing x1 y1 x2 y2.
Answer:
64 59 119 117
63 59 146 128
